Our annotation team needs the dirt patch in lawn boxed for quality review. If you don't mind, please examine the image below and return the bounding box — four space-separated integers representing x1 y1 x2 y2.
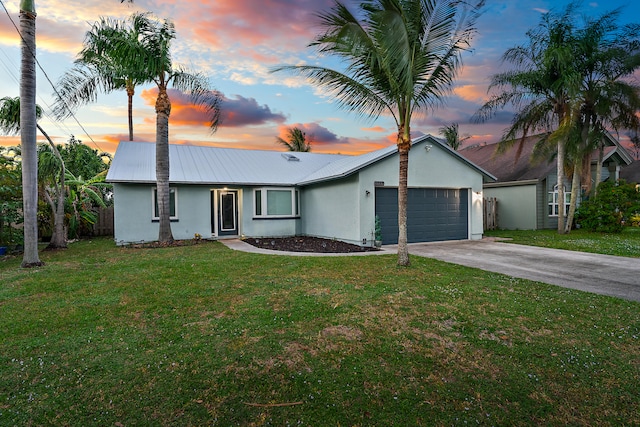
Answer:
243 236 379 253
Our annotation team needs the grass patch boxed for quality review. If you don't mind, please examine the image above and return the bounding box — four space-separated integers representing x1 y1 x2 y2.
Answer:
1 238 639 425
486 227 640 258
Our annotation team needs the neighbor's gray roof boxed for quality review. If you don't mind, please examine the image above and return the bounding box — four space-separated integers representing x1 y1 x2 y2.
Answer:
107 135 495 186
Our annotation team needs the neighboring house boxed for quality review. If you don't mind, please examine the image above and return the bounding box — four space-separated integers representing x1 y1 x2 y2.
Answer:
620 161 640 185
106 135 495 246
459 133 633 230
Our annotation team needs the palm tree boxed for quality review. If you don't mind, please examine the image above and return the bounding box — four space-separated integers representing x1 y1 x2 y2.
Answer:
439 123 469 150
17 0 132 266
273 0 483 266
130 12 221 243
276 127 311 152
18 0 43 266
0 96 67 249
571 9 640 199
53 16 149 141
474 3 581 234
62 12 222 243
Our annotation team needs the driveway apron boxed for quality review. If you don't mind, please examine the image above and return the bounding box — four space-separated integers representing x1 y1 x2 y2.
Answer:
404 240 640 302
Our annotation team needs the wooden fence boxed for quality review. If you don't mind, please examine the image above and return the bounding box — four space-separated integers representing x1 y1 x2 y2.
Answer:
93 206 114 236
483 197 498 230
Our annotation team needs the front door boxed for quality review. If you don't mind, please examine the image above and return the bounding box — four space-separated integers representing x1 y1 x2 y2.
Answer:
214 190 239 236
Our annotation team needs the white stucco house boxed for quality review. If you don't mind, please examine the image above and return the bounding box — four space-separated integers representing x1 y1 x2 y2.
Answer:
106 134 495 246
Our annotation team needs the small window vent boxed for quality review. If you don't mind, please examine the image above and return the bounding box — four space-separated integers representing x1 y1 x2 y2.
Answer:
281 153 300 162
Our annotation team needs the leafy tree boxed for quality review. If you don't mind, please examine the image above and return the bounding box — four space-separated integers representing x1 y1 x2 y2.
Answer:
576 180 640 232
474 3 582 234
439 123 469 150
276 127 311 152
0 96 67 249
98 12 222 243
0 147 22 247
65 170 109 239
273 0 483 266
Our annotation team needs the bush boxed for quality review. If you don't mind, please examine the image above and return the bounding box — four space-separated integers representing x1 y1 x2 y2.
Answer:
576 180 640 232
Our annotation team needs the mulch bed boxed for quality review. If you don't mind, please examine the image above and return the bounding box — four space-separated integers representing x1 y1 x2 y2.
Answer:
243 236 379 253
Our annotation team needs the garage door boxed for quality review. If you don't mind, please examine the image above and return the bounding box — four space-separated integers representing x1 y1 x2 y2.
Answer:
375 188 468 244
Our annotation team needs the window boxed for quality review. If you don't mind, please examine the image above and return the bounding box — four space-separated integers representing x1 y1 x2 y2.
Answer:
253 188 300 218
152 187 177 219
548 185 569 216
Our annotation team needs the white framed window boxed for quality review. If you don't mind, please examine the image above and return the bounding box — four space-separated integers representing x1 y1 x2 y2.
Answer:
548 184 570 216
152 187 177 220
253 187 300 218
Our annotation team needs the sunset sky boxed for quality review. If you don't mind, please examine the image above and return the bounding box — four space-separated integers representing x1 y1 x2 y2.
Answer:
0 0 639 156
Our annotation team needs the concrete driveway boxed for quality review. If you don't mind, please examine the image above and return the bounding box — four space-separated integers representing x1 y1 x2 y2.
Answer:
400 240 640 302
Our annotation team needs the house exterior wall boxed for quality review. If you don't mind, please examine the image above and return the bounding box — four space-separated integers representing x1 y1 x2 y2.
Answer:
112 183 213 244
484 184 537 230
301 175 361 245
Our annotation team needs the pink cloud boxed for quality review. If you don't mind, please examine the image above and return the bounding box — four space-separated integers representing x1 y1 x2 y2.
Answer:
140 88 286 128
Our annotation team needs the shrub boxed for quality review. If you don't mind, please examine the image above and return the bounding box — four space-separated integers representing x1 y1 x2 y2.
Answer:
576 180 640 232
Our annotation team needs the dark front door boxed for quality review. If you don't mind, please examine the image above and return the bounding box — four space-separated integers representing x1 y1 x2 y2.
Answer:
218 190 238 236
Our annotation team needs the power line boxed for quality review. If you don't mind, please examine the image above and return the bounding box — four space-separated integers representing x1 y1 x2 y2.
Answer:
0 45 77 139
0 0 105 153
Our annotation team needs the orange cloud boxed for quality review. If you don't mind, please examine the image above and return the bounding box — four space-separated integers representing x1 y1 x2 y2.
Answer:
454 85 489 103
361 126 387 133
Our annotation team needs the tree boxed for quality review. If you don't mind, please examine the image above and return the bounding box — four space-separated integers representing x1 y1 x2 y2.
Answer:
474 3 582 234
0 147 22 247
276 127 311 152
16 0 132 265
439 123 469 150
0 96 67 249
53 16 150 141
273 0 483 266
568 8 640 202
107 12 222 243
18 0 43 266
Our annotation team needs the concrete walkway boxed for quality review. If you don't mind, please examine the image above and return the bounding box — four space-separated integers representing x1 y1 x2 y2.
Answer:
221 239 640 302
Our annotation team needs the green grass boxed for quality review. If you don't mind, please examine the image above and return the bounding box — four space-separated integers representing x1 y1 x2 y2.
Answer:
1 238 639 426
485 227 640 257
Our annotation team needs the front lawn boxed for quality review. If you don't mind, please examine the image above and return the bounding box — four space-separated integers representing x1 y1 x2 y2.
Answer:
1 238 638 425
485 227 640 257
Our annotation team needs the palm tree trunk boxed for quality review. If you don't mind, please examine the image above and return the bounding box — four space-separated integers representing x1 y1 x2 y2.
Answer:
127 84 134 141
397 126 411 267
155 85 173 243
19 1 43 267
556 140 566 234
564 162 581 233
38 125 67 249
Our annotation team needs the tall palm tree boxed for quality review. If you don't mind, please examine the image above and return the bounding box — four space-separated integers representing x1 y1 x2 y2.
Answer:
474 3 581 234
0 97 67 249
113 12 222 243
572 8 640 198
439 123 469 150
18 0 43 266
273 0 483 266
276 127 311 152
53 16 149 141
17 0 132 266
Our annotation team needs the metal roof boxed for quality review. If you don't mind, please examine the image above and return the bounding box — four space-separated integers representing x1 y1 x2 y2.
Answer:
107 135 495 186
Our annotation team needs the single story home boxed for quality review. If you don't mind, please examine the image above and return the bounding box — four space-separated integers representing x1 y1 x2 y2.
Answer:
459 133 633 230
106 135 495 246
